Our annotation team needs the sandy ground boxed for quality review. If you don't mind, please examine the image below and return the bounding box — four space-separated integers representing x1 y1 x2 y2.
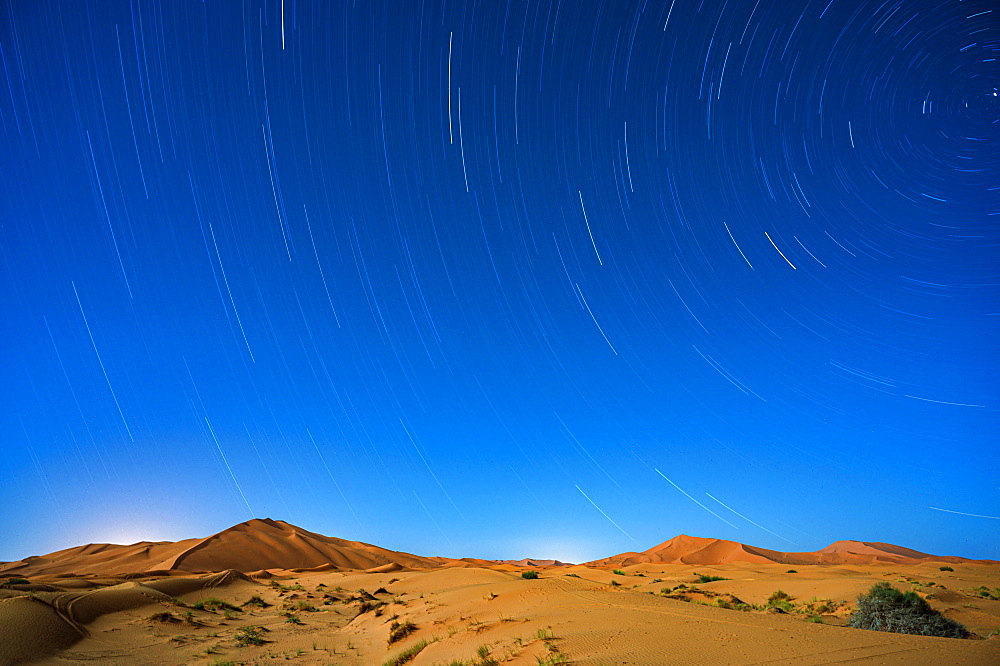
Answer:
2 561 998 665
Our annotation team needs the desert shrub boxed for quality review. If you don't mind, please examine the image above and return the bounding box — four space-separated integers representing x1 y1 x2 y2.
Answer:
243 594 269 608
284 614 303 625
939 566 954 572
808 615 823 623
697 575 728 583
521 571 539 580
974 586 1000 600
767 590 791 604
612 569 626 576
234 625 265 646
609 579 621 587
382 639 428 666
849 582 967 638
2 578 29 586
195 598 240 612
786 570 798 574
388 619 417 644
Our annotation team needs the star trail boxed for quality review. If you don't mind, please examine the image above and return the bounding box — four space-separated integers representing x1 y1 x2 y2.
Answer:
1 0 997 562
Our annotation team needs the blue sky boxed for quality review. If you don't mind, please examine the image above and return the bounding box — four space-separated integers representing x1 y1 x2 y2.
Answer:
2 0 997 563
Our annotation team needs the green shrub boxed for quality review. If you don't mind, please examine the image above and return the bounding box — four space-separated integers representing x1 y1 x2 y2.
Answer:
939 566 954 572
194 597 240 612
388 620 417 644
697 575 728 583
767 590 792 605
243 594 269 608
521 571 539 580
2 578 29 586
849 583 967 638
234 625 265 646
612 569 626 576
786 569 798 574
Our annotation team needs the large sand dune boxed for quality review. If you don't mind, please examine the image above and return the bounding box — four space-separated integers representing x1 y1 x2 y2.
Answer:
0 519 445 577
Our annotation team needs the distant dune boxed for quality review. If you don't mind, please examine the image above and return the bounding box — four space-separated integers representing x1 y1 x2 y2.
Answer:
586 534 992 567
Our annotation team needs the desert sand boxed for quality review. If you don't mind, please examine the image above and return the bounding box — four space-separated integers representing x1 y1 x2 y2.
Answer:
1 519 998 665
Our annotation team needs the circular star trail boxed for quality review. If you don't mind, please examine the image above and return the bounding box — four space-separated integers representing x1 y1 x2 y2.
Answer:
1 0 997 561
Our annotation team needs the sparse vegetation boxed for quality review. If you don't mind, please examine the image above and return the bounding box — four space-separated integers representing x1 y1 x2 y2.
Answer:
194 598 241 612
849 582 967 638
2 578 30 586
786 569 798 574
388 619 417 644
521 571 539 580
233 625 265 647
939 566 954 572
243 594 269 608
612 569 626 576
284 614 303 625
382 639 428 666
697 574 729 583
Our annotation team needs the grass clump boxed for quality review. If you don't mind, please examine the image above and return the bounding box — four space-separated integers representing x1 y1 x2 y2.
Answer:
388 619 417 644
243 594 269 608
612 569 626 576
849 582 967 638
382 639 428 666
939 566 954 572
521 571 539 580
697 574 729 584
233 625 265 646
194 597 241 612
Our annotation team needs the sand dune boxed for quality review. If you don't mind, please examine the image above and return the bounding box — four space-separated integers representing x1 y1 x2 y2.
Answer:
588 534 994 567
0 519 444 577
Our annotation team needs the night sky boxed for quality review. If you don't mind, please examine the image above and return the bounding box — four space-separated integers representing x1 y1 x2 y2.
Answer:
2 0 997 564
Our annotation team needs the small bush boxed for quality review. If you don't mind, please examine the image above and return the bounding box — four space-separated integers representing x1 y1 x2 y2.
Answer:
243 594 269 608
697 575 728 583
521 571 539 580
609 579 621 587
234 625 265 646
382 639 428 666
612 569 626 576
195 598 240 612
786 569 798 574
388 620 417 644
939 566 954 572
849 583 967 638
767 590 792 605
2 578 29 586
